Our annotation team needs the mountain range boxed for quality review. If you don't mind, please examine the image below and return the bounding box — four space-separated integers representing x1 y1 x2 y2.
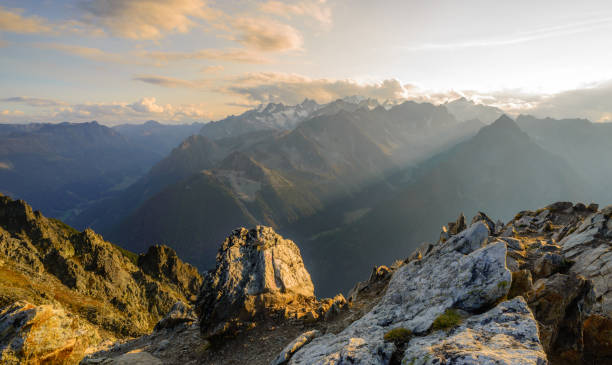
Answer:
3 98 612 297
0 121 202 223
100 100 483 270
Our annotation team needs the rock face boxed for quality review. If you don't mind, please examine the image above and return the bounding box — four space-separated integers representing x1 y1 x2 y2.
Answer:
402 297 547 365
0 194 202 364
286 222 517 364
0 301 101 364
197 226 317 337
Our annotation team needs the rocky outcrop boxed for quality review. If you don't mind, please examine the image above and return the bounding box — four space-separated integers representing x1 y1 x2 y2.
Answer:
138 245 203 300
495 202 612 363
285 222 516 364
0 301 101 364
153 301 197 331
6 195 612 365
402 298 547 365
0 194 202 364
196 226 319 337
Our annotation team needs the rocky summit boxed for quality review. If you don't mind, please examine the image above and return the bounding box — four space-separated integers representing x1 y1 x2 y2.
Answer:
0 194 202 364
3 197 612 364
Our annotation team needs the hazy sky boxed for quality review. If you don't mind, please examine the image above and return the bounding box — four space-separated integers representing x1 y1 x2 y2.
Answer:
2 0 612 124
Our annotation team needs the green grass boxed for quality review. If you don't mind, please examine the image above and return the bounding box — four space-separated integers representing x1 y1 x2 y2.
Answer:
49 218 79 236
497 280 509 290
432 309 462 331
111 243 138 265
383 327 412 345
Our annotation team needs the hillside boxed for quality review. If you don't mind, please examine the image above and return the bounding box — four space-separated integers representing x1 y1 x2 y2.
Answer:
107 101 481 272
84 202 612 365
304 115 587 295
517 114 612 205
0 193 201 363
0 121 203 224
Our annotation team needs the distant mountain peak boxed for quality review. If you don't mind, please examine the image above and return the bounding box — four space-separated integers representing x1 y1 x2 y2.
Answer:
475 114 527 141
491 114 518 128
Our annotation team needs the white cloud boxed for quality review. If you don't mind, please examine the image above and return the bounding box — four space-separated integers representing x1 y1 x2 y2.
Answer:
230 18 303 52
0 97 212 124
223 72 408 104
0 6 51 34
144 48 269 64
35 43 129 63
79 0 214 40
133 75 210 89
1 96 67 107
201 65 224 74
259 0 332 25
405 16 612 51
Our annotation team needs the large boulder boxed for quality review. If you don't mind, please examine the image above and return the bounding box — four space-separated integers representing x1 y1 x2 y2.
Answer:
0 301 101 364
402 297 547 365
197 226 316 337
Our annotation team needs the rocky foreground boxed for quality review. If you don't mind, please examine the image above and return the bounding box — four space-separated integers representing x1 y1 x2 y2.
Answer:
2 196 612 364
0 194 202 363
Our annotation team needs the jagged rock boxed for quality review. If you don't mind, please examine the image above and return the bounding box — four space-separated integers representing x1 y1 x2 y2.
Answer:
0 301 101 364
285 223 511 364
533 252 566 278
0 194 202 340
138 245 203 299
197 226 316 337
471 211 496 233
154 301 197 331
508 269 534 299
271 330 320 365
439 213 467 242
557 211 612 314
348 265 393 303
82 351 164 365
583 314 612 363
440 221 489 255
527 273 595 354
401 297 547 365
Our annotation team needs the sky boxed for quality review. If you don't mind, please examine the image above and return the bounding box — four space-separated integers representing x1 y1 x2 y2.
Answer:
2 0 612 124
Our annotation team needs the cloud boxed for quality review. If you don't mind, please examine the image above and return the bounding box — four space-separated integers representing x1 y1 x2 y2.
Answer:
0 39 9 48
35 43 129 63
201 65 224 74
0 6 101 36
144 48 269 64
1 110 24 116
79 0 214 40
406 16 612 51
0 97 212 124
523 81 612 122
223 72 408 104
133 75 209 89
231 18 303 52
259 0 332 24
0 6 51 34
1 96 67 107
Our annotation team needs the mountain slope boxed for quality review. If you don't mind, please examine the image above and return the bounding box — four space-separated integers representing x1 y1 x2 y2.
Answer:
0 193 201 331
305 115 586 295
108 102 482 272
113 120 204 158
517 114 612 205
199 99 321 139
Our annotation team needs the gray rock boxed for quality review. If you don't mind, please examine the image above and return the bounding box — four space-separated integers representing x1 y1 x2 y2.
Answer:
401 297 547 365
197 226 315 337
154 301 196 331
286 223 511 364
271 330 320 365
558 213 612 313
